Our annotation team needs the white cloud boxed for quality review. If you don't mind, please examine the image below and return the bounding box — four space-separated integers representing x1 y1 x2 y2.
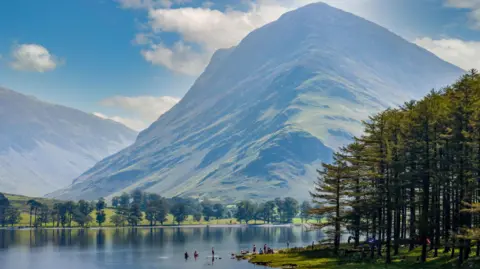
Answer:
141 41 210 75
93 112 146 131
95 95 180 130
415 37 480 71
131 0 373 76
117 0 173 9
446 0 480 28
147 3 289 50
117 0 191 9
133 33 153 45
10 44 61 72
125 0 477 76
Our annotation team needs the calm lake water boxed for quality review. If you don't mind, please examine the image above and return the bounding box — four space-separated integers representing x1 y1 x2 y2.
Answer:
0 226 323 269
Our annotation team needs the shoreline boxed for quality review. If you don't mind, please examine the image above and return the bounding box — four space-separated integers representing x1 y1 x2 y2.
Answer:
1 223 301 231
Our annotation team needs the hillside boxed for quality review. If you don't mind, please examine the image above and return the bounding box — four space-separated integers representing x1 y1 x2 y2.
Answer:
0 87 137 196
52 3 463 202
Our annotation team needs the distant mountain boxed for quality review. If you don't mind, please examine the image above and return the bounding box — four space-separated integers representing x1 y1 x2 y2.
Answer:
0 87 137 196
52 3 463 201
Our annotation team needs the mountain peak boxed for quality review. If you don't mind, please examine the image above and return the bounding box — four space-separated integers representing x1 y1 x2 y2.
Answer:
53 4 463 201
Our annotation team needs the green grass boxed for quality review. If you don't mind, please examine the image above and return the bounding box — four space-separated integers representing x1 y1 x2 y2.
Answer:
248 244 480 269
5 193 60 213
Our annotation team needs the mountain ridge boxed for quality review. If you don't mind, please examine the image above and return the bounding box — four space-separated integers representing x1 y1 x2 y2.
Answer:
0 86 137 196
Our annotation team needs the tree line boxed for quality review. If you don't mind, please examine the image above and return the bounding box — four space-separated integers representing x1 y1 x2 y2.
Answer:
310 70 480 265
0 193 108 228
109 190 310 226
1 190 315 228
107 190 231 226
234 197 315 224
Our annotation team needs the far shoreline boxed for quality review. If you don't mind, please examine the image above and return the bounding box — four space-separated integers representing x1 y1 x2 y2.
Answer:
0 223 307 231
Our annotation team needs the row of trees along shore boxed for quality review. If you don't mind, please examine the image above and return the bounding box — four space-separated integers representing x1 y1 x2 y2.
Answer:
109 191 308 226
0 190 312 227
310 70 480 265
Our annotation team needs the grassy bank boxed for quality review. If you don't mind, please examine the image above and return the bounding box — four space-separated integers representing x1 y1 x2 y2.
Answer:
248 245 480 269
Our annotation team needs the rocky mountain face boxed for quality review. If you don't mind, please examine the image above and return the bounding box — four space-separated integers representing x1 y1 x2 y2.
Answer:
0 87 137 196
52 3 463 201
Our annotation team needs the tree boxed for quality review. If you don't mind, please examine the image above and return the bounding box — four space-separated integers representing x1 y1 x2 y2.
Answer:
201 200 215 221
310 157 352 255
110 213 126 227
73 210 93 227
235 201 256 224
154 198 169 225
127 203 143 226
119 193 130 208
112 196 120 208
193 212 202 222
65 201 76 227
55 202 68 227
4 206 21 227
300 201 312 223
263 201 276 223
0 193 10 226
96 210 106 226
26 199 41 227
145 206 156 226
274 198 285 223
131 189 143 206
51 203 59 227
170 203 187 225
73 200 93 227
213 204 225 221
96 198 106 211
37 205 50 227
283 197 299 223
78 200 94 216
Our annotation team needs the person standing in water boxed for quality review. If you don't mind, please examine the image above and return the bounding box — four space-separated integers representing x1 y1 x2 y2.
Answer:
194 250 199 260
212 247 215 257
184 252 189 260
253 244 256 253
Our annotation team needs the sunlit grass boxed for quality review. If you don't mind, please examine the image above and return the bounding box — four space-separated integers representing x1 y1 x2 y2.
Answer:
248 245 479 269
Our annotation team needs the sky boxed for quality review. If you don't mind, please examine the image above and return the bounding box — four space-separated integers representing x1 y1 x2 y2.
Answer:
0 0 479 131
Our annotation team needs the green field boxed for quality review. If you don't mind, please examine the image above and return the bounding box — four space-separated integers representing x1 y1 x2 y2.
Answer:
248 245 479 269
5 193 60 213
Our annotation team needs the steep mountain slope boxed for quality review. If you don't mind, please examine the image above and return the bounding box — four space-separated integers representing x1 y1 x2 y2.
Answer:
0 87 137 196
53 3 463 201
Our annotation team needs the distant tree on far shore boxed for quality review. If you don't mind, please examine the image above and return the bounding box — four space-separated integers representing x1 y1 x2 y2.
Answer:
110 214 126 227
170 203 187 225
193 212 202 222
4 206 21 226
300 201 312 223
235 201 256 224
0 193 10 227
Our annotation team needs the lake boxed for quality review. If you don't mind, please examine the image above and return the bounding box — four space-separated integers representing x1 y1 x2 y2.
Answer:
0 226 323 269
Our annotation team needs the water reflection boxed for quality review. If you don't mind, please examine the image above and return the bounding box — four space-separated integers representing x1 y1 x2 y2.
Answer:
0 226 324 269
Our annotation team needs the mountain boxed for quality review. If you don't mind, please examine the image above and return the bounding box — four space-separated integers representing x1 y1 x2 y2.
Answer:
0 87 137 196
52 3 463 201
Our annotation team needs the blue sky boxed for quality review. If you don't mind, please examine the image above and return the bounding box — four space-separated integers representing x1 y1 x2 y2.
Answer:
0 0 479 130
